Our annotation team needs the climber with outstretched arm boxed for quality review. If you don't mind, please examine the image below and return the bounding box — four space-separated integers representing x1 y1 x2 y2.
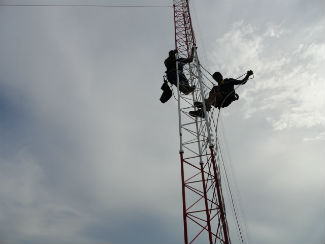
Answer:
190 70 254 118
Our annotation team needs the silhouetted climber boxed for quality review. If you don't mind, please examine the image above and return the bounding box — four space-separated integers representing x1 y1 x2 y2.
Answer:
189 70 254 118
164 47 196 95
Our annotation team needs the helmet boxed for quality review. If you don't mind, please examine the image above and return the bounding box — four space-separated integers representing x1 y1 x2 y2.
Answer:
169 49 177 56
212 72 223 83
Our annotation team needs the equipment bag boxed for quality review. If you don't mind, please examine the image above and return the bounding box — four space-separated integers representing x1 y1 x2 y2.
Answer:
160 78 172 103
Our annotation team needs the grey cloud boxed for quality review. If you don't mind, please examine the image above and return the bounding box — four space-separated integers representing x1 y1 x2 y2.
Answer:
0 1 324 244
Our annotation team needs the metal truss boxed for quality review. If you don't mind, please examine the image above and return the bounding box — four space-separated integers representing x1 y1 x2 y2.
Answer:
173 1 231 244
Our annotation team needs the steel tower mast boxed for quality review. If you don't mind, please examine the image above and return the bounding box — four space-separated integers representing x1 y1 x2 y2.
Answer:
172 1 231 244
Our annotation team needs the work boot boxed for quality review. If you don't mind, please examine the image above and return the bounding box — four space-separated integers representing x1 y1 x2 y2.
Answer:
180 85 196 95
194 100 211 111
194 101 203 108
189 109 205 118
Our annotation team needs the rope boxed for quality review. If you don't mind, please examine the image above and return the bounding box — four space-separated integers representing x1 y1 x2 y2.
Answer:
168 80 193 106
166 59 252 243
212 73 254 243
218 122 250 243
215 84 241 134
217 139 245 243
168 61 251 243
0 4 172 8
215 72 254 136
200 64 214 77
208 110 245 243
198 65 253 243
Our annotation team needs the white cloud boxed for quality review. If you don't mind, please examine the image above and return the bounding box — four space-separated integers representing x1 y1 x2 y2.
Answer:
210 20 325 130
263 22 285 38
0 2 324 244
303 132 325 141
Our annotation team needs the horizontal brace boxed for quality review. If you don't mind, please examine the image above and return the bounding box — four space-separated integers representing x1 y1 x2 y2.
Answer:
183 160 215 178
188 207 220 215
182 121 197 126
183 153 210 160
182 140 205 146
186 177 214 184
187 213 207 223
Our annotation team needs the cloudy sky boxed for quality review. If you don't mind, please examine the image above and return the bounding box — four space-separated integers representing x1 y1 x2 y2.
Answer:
0 0 324 243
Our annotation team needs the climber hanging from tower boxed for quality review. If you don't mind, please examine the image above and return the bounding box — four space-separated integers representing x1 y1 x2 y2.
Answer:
164 47 196 94
189 70 254 118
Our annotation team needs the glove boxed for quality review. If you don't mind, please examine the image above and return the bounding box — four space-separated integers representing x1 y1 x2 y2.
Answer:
247 70 253 76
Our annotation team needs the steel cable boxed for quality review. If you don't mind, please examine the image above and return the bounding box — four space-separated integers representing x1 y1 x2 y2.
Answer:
0 3 172 8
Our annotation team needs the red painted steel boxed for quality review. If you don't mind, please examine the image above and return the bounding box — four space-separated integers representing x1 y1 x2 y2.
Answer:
210 146 230 244
180 152 189 244
173 0 195 58
172 1 231 244
200 163 213 244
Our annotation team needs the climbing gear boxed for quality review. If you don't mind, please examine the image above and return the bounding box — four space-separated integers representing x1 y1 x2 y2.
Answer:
189 109 205 118
194 101 211 111
179 85 196 95
160 77 173 103
220 92 239 108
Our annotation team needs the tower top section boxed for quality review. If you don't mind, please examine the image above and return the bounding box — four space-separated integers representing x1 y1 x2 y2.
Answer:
173 0 196 58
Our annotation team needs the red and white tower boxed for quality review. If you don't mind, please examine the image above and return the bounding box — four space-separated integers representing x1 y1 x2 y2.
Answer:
172 1 231 243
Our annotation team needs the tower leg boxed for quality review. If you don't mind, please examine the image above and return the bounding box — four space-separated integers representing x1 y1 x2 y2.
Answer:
200 163 213 244
180 152 188 244
210 146 230 244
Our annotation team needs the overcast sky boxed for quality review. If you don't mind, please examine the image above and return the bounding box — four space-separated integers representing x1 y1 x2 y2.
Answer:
0 0 324 243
